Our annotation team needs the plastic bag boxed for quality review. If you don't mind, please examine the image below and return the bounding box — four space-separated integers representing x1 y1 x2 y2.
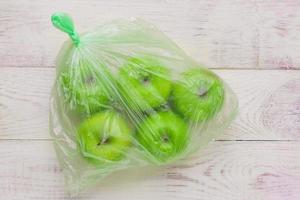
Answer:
49 12 238 194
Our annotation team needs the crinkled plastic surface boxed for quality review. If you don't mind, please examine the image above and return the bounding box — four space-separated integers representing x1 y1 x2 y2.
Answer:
49 13 238 195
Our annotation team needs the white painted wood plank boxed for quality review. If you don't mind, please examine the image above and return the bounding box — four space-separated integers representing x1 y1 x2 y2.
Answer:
0 140 299 200
1 0 300 69
0 67 299 140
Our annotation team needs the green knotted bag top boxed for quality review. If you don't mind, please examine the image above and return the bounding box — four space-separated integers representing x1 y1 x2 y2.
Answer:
51 12 80 46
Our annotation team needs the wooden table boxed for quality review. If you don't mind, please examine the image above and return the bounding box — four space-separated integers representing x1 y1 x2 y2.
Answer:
1 1 300 199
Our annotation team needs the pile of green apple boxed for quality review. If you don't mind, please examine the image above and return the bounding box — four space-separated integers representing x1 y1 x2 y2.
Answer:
60 57 225 165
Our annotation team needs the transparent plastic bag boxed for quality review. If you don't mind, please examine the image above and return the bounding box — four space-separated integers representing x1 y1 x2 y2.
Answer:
49 12 238 194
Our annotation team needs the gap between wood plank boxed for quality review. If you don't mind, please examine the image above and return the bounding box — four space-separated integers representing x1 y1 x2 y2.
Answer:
0 139 297 142
2 65 300 70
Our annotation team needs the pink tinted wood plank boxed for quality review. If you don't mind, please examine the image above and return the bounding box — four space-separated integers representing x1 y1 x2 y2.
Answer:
257 0 300 69
0 140 299 200
0 67 52 139
0 0 300 69
0 67 299 140
220 69 300 140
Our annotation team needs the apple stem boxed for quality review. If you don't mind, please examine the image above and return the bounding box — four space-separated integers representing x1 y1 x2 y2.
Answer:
51 12 80 46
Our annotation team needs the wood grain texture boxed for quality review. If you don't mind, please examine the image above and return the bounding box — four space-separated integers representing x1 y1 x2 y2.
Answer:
1 0 300 69
0 140 299 200
1 1 300 198
0 67 299 140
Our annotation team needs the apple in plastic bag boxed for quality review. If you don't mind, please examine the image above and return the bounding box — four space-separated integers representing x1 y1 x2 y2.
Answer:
136 111 188 163
118 57 172 112
172 68 224 122
77 111 132 164
59 62 113 115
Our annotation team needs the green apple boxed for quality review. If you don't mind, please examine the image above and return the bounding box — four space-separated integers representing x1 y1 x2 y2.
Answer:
172 68 224 122
77 111 132 164
59 62 113 115
118 57 172 112
136 111 188 163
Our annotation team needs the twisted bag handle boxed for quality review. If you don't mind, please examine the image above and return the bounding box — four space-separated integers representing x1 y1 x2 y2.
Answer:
51 12 80 46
